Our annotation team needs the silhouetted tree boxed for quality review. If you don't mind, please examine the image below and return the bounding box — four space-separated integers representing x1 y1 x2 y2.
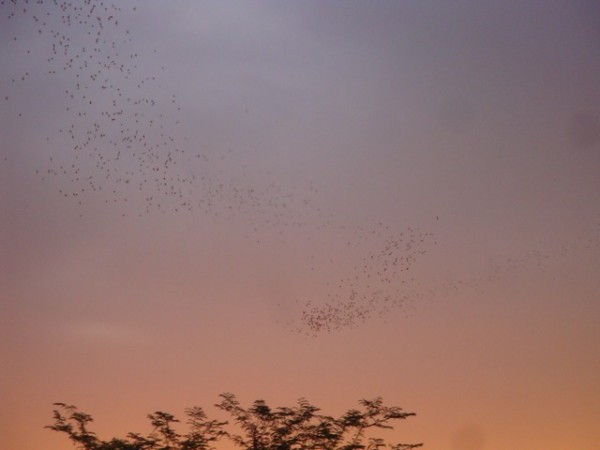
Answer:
47 402 226 450
215 393 421 450
47 395 421 450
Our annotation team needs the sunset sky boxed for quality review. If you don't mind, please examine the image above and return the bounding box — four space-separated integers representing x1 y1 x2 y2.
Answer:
1 1 599 450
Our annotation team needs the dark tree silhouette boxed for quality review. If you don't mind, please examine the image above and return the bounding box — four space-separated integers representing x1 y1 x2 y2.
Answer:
47 394 422 450
47 402 226 450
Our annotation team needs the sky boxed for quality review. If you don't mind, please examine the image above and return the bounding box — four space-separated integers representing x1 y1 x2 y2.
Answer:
1 1 599 449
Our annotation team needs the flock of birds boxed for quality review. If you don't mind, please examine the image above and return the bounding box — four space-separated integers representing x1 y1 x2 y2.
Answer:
1 0 441 336
1 0 193 215
2 0 598 337
290 212 600 336
290 223 437 335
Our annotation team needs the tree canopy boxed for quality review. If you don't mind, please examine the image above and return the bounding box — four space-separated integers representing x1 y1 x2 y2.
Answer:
47 394 422 450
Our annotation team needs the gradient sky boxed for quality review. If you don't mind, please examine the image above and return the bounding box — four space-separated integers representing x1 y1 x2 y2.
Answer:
1 1 600 450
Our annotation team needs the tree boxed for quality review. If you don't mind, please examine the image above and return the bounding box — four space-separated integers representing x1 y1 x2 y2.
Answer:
47 403 226 450
47 394 422 450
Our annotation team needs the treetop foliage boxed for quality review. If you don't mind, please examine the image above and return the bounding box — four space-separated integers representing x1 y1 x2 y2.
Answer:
47 394 422 450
